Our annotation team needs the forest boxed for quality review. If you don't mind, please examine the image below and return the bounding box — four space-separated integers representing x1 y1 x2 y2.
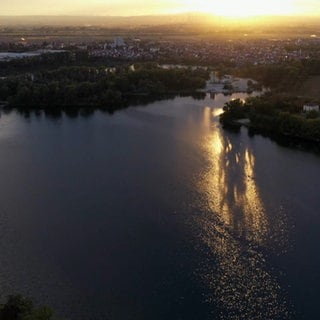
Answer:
235 59 320 92
220 94 320 142
219 58 320 142
0 60 208 112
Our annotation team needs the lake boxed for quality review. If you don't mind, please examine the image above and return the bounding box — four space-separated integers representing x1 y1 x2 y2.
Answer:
0 93 319 320
0 50 65 61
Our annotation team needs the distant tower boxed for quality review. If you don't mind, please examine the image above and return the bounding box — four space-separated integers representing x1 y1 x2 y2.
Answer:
210 71 219 84
113 37 125 48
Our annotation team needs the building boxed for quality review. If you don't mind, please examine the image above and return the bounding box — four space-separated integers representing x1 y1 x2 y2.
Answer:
113 37 125 48
209 71 219 84
303 104 319 112
77 45 88 51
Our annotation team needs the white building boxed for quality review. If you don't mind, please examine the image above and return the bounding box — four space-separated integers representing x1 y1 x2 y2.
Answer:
303 104 319 112
209 71 219 84
113 37 125 48
77 45 87 51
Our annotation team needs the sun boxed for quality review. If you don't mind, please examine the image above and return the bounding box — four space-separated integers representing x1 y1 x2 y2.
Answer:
179 0 296 17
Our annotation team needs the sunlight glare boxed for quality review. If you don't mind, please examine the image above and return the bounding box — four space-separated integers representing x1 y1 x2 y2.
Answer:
180 0 296 17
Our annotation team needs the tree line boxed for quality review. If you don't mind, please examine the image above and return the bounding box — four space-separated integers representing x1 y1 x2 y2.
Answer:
234 59 320 92
220 94 320 142
0 63 208 111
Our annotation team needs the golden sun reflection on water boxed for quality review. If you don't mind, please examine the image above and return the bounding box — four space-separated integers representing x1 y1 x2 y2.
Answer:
201 127 268 244
212 107 224 117
194 108 289 319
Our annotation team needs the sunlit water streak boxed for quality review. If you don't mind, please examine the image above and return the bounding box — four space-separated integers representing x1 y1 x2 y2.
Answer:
194 106 290 319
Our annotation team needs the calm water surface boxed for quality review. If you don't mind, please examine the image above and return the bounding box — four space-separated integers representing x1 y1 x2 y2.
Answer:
0 94 319 320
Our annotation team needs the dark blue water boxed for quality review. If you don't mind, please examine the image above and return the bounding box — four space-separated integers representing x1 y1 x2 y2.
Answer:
0 94 319 320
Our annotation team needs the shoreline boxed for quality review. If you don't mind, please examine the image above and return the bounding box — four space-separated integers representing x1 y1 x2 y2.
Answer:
222 117 320 148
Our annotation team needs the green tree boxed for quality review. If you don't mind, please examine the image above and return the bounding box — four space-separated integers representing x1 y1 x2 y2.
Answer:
0 295 54 320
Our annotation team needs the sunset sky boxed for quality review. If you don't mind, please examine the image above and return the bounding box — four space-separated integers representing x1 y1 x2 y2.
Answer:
1 0 320 16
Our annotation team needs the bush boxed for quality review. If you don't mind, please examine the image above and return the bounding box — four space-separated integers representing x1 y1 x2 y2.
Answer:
0 295 54 320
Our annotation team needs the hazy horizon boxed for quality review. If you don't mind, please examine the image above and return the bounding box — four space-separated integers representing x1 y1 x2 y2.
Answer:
0 12 320 29
1 0 320 17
